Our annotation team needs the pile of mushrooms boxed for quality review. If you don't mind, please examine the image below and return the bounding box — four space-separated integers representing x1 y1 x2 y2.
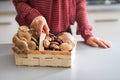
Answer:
12 26 75 54
43 32 75 51
12 26 39 54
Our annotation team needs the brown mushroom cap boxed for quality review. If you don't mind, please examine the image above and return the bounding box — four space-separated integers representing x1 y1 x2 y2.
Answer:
49 43 60 50
45 36 52 41
60 43 73 51
28 41 37 50
56 32 75 48
12 25 39 54
31 36 39 46
43 39 51 49
19 26 29 32
17 30 31 42
13 36 29 51
42 32 75 51
12 47 22 54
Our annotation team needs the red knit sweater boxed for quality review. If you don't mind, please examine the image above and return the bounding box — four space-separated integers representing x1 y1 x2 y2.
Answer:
13 0 93 41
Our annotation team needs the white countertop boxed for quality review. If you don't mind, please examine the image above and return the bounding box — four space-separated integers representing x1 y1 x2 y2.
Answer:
0 39 120 80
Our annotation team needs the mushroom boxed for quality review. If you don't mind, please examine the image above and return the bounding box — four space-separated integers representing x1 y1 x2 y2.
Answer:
19 26 29 32
12 46 22 54
43 39 51 49
12 46 28 54
56 32 75 51
49 43 60 50
12 35 29 51
31 36 39 46
45 35 52 41
54 37 63 44
28 41 37 50
59 43 73 51
42 32 75 51
17 29 31 42
12 26 39 54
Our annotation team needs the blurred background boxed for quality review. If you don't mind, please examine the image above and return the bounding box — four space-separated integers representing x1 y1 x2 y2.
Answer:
0 0 120 43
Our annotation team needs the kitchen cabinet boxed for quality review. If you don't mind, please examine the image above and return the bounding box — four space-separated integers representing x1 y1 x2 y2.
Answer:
87 10 120 28
0 13 18 44
87 10 120 39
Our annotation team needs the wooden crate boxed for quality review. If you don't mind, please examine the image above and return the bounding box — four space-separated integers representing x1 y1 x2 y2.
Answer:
14 49 75 67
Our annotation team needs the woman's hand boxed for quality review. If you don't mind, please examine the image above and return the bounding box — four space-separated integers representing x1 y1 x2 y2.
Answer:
86 36 111 48
30 16 49 36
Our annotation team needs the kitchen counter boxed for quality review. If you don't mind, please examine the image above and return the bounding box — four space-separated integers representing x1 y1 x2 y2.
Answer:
0 39 120 80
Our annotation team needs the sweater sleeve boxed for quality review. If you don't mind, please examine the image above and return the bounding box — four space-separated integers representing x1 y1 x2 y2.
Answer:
76 0 93 41
13 0 41 26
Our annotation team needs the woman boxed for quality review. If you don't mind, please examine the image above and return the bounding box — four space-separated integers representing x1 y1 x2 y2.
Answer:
13 0 111 48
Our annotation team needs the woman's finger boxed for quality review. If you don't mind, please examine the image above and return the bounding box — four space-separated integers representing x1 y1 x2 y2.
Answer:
100 40 111 48
93 38 108 48
37 20 44 36
87 40 99 47
90 41 99 47
43 23 50 35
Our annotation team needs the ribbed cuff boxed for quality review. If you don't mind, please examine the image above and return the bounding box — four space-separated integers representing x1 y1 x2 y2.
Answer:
76 25 93 41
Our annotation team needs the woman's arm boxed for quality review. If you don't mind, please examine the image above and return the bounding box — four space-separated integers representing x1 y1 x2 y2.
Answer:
13 0 41 25
76 0 111 48
13 0 49 36
76 0 93 41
